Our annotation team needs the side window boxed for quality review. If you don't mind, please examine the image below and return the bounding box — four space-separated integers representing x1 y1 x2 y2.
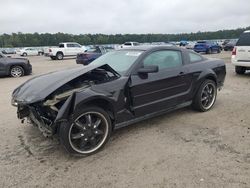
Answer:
189 52 203 63
67 44 74 48
124 43 131 46
73 44 81 48
59 44 64 48
143 50 182 70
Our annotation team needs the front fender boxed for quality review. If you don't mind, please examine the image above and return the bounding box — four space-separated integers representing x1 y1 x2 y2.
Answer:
54 89 116 124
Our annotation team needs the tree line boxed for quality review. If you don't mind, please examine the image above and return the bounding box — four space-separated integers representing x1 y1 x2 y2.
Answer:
0 26 249 48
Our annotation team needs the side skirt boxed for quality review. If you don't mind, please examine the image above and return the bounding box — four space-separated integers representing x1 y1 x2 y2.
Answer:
114 101 192 130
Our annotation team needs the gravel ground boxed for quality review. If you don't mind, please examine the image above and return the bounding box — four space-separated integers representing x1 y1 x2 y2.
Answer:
0 52 250 188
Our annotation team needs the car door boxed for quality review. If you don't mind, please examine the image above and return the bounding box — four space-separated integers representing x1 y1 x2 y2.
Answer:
74 43 83 55
129 50 192 117
25 48 31 55
0 54 7 74
30 48 37 55
65 43 75 56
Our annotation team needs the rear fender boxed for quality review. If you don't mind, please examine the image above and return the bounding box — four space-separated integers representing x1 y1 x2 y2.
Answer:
192 70 217 97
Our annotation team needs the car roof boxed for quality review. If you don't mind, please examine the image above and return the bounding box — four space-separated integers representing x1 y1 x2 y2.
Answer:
118 45 183 52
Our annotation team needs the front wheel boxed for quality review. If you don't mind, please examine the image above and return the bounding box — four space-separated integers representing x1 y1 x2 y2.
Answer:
59 106 112 156
192 79 217 112
10 66 24 77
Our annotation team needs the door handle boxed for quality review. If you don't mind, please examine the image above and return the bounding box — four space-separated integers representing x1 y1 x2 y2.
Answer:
179 71 185 75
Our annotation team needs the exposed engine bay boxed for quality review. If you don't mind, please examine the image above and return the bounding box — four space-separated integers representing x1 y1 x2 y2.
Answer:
17 67 119 137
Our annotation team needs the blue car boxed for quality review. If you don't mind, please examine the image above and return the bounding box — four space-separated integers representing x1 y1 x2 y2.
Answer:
194 41 221 54
76 46 107 65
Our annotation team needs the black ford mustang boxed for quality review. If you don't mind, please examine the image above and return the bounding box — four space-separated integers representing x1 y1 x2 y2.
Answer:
12 46 226 155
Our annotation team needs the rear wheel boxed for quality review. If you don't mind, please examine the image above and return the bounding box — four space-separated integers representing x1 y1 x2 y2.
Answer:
56 52 63 60
235 66 246 75
59 106 112 156
192 79 217 112
23 53 27 56
217 48 221 53
10 66 24 77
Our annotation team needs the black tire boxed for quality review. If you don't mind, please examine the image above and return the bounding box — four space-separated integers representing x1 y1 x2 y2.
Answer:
10 65 24 77
56 52 64 60
235 66 246 75
217 48 221 53
23 53 27 56
50 56 57 60
59 106 112 156
192 79 217 112
206 48 212 54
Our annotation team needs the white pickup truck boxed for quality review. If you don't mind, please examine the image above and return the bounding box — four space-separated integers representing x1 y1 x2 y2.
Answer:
47 42 86 60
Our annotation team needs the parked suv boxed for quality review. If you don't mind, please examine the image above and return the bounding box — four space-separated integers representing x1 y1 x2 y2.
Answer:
194 41 221 54
231 31 250 74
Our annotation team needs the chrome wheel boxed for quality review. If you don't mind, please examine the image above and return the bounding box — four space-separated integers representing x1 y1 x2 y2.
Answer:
69 112 109 154
10 66 24 77
200 83 216 110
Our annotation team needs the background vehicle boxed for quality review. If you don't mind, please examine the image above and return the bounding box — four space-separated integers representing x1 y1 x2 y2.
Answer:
223 40 237 51
185 41 196 49
47 42 87 60
0 52 32 77
231 31 250 74
194 41 221 54
16 48 39 56
2 48 16 54
120 42 140 48
12 46 226 155
76 46 107 65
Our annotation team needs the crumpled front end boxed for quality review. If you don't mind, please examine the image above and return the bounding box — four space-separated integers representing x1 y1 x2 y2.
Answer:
12 64 121 137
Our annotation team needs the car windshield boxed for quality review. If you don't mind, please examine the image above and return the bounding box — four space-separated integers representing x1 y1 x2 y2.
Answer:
91 50 143 75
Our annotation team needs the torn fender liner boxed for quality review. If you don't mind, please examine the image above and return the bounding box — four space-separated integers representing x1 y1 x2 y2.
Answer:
55 92 76 124
12 64 119 104
54 88 115 124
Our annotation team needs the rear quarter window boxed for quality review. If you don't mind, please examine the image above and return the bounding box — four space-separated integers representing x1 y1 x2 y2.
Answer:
236 33 250 46
189 52 203 63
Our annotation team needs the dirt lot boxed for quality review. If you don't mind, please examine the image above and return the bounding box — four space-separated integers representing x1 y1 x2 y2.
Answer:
0 52 250 188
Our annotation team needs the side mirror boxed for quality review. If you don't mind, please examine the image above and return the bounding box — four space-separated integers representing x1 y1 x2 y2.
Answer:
138 65 159 74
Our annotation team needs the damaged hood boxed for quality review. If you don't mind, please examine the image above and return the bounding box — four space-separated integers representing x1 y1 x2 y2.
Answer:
12 64 118 104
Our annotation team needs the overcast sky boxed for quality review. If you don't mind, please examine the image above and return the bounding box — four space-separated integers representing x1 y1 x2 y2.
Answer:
1 0 249 34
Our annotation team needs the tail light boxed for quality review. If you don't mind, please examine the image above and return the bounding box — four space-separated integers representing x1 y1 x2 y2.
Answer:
232 47 236 55
49 49 52 52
